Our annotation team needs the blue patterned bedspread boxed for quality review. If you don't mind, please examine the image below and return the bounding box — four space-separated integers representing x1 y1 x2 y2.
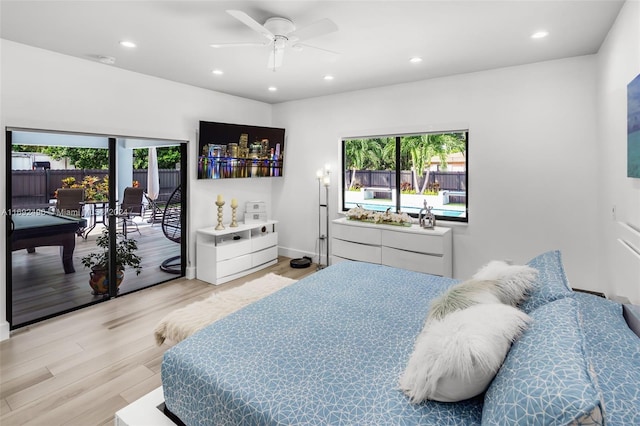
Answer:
161 261 484 425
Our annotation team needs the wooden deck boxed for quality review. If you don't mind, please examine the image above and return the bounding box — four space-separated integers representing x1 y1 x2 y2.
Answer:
10 221 180 327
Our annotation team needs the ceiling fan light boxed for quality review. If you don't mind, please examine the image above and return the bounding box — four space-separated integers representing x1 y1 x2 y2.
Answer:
268 86 278 92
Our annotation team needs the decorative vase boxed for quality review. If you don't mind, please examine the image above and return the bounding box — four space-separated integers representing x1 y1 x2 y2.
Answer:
89 266 124 295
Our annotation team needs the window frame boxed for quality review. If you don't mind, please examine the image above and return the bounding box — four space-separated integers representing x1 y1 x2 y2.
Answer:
341 130 468 223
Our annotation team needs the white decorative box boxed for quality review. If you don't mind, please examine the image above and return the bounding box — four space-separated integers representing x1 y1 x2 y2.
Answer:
245 212 268 223
246 201 266 213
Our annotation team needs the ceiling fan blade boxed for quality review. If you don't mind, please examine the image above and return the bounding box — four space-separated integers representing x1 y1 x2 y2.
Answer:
210 41 270 48
267 48 284 70
288 18 338 42
293 43 340 57
226 10 274 40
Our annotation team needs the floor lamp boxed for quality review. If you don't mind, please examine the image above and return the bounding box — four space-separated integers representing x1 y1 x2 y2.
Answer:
316 165 330 269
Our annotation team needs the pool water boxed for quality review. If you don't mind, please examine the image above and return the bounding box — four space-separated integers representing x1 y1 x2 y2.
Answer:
347 203 466 218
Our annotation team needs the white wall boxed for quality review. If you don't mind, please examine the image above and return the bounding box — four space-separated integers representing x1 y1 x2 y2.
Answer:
0 40 274 340
273 55 602 294
596 0 640 304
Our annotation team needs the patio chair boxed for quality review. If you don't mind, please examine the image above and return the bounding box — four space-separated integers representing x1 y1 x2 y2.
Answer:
56 188 84 218
56 188 85 236
115 187 144 237
160 185 182 274
144 192 165 226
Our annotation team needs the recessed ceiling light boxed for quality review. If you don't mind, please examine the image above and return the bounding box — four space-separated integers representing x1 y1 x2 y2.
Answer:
212 69 224 75
323 75 334 81
268 86 277 92
119 40 137 48
410 57 423 64
531 31 549 39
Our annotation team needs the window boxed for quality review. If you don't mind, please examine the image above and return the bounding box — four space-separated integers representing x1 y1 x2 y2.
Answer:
342 131 468 222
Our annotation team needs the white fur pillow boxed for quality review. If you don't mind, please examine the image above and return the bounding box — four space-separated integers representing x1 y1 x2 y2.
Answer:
400 303 532 403
426 279 502 323
472 260 538 306
426 262 537 323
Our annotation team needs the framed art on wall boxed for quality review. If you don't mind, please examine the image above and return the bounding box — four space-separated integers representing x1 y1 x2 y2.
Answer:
198 121 285 179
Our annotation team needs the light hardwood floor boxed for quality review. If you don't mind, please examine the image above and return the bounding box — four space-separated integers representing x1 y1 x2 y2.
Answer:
0 257 317 426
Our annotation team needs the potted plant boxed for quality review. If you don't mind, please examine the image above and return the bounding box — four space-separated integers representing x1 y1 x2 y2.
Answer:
81 228 142 295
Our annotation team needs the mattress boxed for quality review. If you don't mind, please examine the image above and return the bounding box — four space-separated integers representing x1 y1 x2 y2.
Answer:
161 261 484 425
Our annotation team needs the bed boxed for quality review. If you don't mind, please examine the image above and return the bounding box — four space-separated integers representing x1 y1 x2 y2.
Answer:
160 251 640 425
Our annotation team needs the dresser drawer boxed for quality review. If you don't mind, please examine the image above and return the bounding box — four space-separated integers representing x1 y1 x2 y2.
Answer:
382 229 444 255
217 254 252 278
332 238 381 264
382 246 445 276
333 222 381 245
252 246 278 267
252 232 277 251
215 239 252 261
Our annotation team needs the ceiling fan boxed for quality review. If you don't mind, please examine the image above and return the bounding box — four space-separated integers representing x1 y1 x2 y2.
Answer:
211 10 339 70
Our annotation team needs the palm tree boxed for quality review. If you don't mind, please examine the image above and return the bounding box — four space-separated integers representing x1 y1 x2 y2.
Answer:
421 133 467 193
400 135 436 194
380 137 396 170
344 138 384 189
400 133 466 194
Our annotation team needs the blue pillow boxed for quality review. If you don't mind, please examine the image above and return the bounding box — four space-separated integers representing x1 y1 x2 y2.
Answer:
482 297 602 425
575 293 640 426
520 250 573 313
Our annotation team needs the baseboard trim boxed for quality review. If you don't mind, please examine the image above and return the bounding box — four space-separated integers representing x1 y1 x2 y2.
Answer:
185 266 196 280
278 246 317 263
0 320 10 341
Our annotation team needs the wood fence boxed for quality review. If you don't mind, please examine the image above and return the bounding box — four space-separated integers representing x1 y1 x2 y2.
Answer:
344 170 466 191
11 169 181 208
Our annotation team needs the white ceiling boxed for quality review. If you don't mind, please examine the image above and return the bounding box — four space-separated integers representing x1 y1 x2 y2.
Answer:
0 0 625 104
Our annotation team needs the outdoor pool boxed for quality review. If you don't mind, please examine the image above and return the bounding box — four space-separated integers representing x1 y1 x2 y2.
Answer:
348 203 466 218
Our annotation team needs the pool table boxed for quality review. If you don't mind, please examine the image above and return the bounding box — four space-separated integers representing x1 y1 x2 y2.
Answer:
10 211 87 274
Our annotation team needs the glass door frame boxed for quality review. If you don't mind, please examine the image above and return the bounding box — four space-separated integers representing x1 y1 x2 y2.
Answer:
5 127 188 329
112 140 188 297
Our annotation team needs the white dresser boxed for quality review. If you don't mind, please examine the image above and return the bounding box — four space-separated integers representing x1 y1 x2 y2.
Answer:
196 221 278 285
331 217 452 277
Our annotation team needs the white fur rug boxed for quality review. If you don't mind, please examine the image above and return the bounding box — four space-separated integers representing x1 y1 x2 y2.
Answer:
154 273 297 345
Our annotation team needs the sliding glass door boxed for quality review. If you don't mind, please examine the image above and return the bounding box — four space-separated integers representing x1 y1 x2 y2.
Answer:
114 139 187 296
6 128 187 329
